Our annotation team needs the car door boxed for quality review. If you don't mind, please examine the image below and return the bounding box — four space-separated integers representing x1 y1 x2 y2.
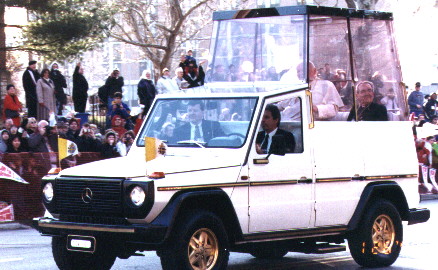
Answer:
248 91 314 233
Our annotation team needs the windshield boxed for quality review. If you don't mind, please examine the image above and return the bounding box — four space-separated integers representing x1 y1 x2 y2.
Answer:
137 97 258 148
207 15 307 93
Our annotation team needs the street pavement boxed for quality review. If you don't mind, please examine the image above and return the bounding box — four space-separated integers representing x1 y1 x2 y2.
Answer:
0 195 436 269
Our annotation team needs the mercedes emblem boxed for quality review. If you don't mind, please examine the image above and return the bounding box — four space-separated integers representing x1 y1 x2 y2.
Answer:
81 188 93 204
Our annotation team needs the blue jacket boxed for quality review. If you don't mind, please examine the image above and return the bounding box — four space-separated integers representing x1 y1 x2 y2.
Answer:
408 91 424 111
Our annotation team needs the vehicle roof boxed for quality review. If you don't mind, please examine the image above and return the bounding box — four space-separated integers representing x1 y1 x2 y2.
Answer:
213 5 393 21
156 83 308 99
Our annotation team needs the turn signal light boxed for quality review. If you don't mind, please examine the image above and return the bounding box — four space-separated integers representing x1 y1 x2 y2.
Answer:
148 172 165 179
48 168 62 175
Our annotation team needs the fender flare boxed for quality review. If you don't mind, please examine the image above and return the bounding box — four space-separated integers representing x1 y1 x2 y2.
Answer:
150 189 243 242
347 181 409 231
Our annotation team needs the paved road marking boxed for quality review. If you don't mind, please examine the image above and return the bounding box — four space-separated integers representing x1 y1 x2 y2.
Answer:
0 258 23 263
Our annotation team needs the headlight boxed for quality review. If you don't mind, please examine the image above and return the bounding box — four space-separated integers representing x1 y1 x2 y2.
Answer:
130 186 146 206
43 182 54 202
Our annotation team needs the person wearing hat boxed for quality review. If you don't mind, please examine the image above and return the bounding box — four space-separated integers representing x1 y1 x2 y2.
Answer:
22 60 40 118
156 68 179 94
408 82 424 117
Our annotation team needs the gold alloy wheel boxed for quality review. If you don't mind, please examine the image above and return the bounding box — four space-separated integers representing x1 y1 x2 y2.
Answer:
188 228 219 270
372 214 395 254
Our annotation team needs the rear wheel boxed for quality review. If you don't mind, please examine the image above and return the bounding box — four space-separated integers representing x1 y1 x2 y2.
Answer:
159 210 229 270
52 236 117 270
348 199 403 267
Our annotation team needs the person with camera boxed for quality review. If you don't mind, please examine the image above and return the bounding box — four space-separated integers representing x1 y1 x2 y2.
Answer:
76 123 102 152
116 130 135 156
106 92 132 130
28 120 57 152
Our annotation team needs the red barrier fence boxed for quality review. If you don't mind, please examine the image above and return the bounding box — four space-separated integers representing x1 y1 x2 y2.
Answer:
0 152 102 222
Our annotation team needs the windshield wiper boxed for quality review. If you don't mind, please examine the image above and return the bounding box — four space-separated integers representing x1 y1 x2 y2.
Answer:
176 140 206 148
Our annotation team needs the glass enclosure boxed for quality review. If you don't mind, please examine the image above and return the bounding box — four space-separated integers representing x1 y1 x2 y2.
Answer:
207 15 307 92
208 7 408 121
137 97 258 148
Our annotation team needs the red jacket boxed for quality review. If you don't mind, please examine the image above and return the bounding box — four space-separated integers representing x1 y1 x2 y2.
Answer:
3 94 22 126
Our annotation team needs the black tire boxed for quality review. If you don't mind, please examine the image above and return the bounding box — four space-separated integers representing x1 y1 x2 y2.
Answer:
52 236 117 270
250 246 288 259
348 199 403 267
159 210 230 270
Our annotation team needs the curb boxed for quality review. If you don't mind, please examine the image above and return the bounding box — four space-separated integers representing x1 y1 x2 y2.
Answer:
0 222 31 231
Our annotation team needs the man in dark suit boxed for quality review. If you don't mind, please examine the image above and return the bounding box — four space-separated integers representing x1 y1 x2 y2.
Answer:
256 104 295 154
172 100 224 143
347 81 388 121
22 60 40 117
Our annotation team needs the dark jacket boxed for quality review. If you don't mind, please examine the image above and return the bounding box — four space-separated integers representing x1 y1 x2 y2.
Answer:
256 129 296 154
100 143 120 159
73 66 89 98
424 99 438 120
137 79 156 110
172 120 225 144
182 65 205 88
28 132 49 152
347 102 388 121
104 76 124 100
50 69 67 104
76 135 102 152
22 67 40 103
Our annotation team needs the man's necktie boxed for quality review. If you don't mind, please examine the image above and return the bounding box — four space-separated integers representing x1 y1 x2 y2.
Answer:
261 133 268 153
194 125 202 141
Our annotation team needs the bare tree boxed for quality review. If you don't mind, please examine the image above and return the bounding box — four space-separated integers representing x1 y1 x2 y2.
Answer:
110 0 249 77
344 0 379 9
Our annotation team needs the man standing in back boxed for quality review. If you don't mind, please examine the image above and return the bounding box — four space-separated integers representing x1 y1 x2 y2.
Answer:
22 60 40 117
408 82 424 117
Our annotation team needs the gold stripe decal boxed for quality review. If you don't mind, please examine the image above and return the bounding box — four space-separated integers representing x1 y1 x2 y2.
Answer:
158 174 418 191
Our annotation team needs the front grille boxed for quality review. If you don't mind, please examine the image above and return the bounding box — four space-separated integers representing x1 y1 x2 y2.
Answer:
60 215 129 225
55 177 123 216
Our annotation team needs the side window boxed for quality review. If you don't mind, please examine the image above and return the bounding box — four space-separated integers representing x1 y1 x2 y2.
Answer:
255 97 303 155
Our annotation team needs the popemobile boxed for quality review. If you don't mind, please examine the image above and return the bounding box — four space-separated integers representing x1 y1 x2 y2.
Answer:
33 4 430 270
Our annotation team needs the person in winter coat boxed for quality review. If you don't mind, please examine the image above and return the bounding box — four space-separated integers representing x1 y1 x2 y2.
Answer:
3 84 22 126
156 68 179 94
22 60 40 118
101 131 121 159
102 69 124 106
50 63 67 115
72 63 89 113
137 70 157 114
36 69 56 121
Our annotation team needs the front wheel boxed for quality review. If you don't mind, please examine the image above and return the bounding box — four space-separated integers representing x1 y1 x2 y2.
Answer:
159 210 229 270
52 236 117 270
348 199 403 267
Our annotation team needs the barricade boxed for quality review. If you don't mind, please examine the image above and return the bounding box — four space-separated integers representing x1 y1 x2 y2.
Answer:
0 152 102 222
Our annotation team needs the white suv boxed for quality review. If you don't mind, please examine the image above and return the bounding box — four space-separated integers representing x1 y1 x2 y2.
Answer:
33 5 430 270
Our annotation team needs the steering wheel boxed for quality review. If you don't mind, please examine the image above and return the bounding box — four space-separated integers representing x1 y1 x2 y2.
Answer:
226 133 246 141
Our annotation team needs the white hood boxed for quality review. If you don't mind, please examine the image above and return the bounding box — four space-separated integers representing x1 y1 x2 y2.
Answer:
58 153 242 178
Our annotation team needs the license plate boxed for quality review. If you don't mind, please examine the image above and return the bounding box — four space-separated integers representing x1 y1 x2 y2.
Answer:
67 235 96 253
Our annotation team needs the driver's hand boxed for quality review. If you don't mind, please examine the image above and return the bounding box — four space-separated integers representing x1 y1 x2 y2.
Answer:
256 143 263 154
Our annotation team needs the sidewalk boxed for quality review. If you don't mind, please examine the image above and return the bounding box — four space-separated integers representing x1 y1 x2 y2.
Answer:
420 193 438 201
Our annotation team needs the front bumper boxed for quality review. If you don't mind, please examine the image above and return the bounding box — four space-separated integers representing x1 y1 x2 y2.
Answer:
32 217 168 247
407 208 430 225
